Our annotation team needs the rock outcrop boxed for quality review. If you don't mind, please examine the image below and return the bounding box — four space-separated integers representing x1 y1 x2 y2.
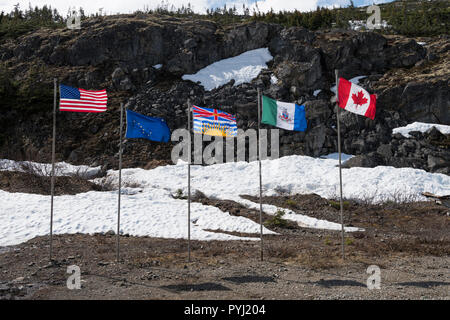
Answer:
0 14 448 174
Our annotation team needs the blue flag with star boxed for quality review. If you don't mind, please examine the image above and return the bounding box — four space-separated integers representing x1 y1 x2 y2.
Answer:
125 109 170 143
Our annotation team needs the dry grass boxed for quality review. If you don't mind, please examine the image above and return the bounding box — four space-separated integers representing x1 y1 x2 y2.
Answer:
265 242 298 259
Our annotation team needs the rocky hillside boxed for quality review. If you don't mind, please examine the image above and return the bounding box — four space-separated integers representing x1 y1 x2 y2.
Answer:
0 14 448 174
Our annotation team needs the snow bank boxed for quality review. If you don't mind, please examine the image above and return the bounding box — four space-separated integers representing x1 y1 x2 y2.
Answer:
0 187 270 246
105 155 449 204
392 122 450 138
182 48 273 91
2 153 449 246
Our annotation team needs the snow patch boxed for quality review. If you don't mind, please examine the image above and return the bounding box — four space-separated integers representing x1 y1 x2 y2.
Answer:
270 74 279 85
182 48 273 91
393 122 450 138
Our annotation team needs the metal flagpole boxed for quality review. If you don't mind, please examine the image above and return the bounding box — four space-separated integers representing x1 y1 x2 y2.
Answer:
187 99 192 262
335 69 345 261
117 103 124 263
257 87 263 262
49 78 57 262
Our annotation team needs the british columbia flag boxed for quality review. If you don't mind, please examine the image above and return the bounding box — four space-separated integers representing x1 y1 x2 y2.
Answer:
192 106 237 137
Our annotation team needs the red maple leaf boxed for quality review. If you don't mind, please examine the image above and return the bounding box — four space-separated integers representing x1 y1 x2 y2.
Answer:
351 90 368 107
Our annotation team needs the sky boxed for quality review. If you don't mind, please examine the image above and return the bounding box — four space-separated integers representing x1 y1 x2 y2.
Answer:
0 0 394 15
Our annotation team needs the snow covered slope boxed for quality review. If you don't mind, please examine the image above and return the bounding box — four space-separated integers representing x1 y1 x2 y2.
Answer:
105 155 449 205
1 154 449 247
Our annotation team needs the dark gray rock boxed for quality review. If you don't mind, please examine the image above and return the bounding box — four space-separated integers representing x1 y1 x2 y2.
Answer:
377 144 393 159
304 100 331 126
342 153 384 169
427 155 449 171
305 124 327 157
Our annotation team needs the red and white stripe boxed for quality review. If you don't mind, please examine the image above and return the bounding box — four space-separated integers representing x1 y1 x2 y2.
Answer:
60 89 108 113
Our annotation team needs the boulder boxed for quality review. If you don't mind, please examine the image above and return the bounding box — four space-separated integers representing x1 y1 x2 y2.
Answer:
427 155 449 172
341 153 385 169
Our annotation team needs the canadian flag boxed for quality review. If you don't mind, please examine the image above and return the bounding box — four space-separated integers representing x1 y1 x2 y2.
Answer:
337 78 376 120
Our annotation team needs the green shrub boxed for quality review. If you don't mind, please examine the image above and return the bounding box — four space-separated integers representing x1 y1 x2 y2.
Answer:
264 209 289 228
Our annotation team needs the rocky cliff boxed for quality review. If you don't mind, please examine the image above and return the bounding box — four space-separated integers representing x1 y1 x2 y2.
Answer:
0 14 448 173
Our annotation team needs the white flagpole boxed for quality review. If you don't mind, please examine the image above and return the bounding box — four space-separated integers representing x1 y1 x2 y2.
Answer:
187 99 192 262
49 78 57 262
117 103 124 263
335 69 345 261
257 87 264 262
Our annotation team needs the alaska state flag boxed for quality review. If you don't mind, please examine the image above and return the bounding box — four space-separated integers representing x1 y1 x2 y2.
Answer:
125 110 170 142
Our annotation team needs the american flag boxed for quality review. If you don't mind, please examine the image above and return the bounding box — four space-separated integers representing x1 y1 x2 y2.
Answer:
59 84 107 113
192 105 237 137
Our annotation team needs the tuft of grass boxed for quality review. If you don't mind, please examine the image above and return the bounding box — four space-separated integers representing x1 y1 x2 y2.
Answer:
345 238 354 246
265 243 298 259
285 199 296 207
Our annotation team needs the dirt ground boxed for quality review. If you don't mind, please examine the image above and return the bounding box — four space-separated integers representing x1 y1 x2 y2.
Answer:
0 193 449 300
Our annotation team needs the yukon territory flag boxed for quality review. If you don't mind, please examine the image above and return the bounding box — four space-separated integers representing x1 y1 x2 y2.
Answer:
261 95 307 131
338 78 376 120
125 110 170 143
59 84 107 112
192 106 237 137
